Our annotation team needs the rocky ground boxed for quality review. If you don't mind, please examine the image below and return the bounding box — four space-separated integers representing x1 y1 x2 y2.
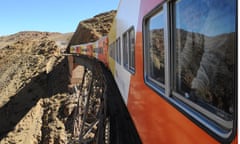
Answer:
0 31 82 144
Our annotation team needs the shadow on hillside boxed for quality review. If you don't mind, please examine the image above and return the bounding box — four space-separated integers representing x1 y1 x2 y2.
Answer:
0 57 70 140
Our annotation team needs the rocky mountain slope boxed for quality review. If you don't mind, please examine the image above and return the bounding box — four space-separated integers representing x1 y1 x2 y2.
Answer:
68 10 116 48
0 31 75 144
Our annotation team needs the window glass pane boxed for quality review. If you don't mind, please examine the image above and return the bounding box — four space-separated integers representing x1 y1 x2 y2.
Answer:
117 38 121 64
119 38 121 64
146 9 165 84
99 47 103 54
174 0 236 119
114 41 116 60
116 39 119 62
123 33 128 67
110 43 114 58
129 28 135 70
109 44 112 57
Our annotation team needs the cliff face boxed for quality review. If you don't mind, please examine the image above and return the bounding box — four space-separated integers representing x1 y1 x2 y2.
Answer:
0 31 73 144
67 10 116 52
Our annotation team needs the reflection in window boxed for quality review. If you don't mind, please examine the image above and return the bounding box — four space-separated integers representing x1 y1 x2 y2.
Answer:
145 9 165 85
174 0 236 120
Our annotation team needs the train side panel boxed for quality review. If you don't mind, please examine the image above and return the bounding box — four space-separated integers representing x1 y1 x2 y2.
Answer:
113 0 237 144
70 45 75 53
102 36 109 66
70 45 81 55
108 18 117 76
76 45 81 54
81 44 87 55
86 43 93 57
108 0 141 103
93 41 98 59
98 36 109 66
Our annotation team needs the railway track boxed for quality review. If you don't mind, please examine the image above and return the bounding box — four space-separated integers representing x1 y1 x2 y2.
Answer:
69 56 141 144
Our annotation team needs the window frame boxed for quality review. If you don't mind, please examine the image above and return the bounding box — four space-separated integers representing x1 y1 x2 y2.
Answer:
143 3 170 96
129 28 135 72
116 37 121 64
142 0 237 142
123 32 128 67
123 26 136 74
110 41 116 59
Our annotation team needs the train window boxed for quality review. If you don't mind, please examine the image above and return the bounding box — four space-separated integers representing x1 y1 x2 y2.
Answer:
143 0 236 140
115 41 117 60
110 42 115 59
116 37 121 64
172 0 236 137
99 47 103 54
94 48 102 54
123 27 135 73
144 6 166 89
129 28 135 71
123 32 129 67
113 41 116 60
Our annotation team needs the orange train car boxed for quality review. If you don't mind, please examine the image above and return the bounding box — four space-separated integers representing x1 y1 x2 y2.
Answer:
86 43 93 57
69 37 108 65
69 45 77 54
75 45 81 54
92 41 98 59
80 44 87 55
97 36 109 66
69 45 81 54
107 0 237 143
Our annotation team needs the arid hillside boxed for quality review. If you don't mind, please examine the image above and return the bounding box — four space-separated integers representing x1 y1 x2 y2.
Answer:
0 31 76 144
0 31 72 49
67 10 116 51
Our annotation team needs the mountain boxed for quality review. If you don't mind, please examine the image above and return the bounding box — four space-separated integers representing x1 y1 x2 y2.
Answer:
0 31 73 143
67 10 116 51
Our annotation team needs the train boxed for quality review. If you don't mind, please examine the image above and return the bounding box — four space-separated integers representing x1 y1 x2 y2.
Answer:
67 0 237 143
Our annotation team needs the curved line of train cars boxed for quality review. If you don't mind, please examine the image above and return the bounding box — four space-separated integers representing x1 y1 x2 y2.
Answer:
70 36 108 66
68 0 237 143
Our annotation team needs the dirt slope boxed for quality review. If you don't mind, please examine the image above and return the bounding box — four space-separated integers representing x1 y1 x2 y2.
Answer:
0 31 77 144
67 10 116 52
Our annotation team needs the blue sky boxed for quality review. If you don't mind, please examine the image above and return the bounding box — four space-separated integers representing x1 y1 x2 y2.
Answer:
0 0 119 36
